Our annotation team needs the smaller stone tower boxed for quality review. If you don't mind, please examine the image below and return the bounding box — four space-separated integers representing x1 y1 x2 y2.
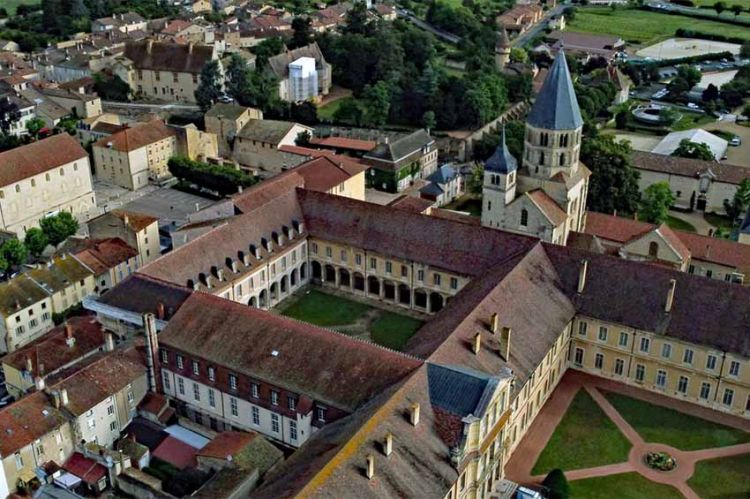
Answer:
495 27 511 71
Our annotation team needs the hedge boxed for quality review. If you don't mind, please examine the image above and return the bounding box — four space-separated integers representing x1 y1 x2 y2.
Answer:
675 28 750 44
167 156 256 196
627 50 734 68
639 5 750 27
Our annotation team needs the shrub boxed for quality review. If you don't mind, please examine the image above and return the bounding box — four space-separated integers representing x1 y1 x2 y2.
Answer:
167 156 257 196
542 469 570 499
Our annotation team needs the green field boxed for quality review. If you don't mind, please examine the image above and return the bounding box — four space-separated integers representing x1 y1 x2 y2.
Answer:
688 453 750 499
280 289 371 326
532 390 632 475
370 312 424 351
665 214 696 232
3 0 39 15
566 7 750 45
692 0 750 9
570 472 684 499
604 392 750 451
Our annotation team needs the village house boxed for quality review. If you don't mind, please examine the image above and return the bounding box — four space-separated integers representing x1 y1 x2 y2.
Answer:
92 12 148 34
66 237 140 294
419 164 464 206
0 134 96 237
266 43 332 103
362 129 438 193
204 103 264 158
88 210 161 266
232 119 313 172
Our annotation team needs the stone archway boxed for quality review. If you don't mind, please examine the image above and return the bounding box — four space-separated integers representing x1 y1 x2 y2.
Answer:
414 289 428 310
291 268 298 287
383 280 396 301
430 292 444 313
398 284 411 306
339 268 351 287
248 296 258 308
281 275 288 294
353 272 365 291
367 276 380 296
300 262 307 280
324 264 336 283
311 261 322 280
270 282 278 301
259 289 268 308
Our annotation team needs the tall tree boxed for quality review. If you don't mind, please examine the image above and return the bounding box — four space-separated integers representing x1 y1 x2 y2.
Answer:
24 228 49 257
344 1 370 35
731 3 744 16
40 212 79 246
581 135 641 214
724 178 750 224
1 239 28 267
251 37 285 69
702 83 719 102
362 81 391 127
195 60 223 112
671 139 715 161
225 53 250 102
291 17 313 49
714 1 727 15
640 182 675 224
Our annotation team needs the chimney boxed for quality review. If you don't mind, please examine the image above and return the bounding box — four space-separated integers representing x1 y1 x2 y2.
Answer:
409 403 420 426
156 302 166 320
500 327 512 361
278 234 285 246
243 253 251 266
104 331 115 352
52 390 61 408
577 259 588 293
254 247 262 259
61 388 69 406
217 269 225 281
231 260 238 273
665 279 676 313
472 332 482 355
288 227 296 239
143 313 159 392
366 454 375 480
146 39 153 53
65 323 75 347
490 313 499 333
383 432 393 457
35 376 45 391
298 222 305 233
26 355 33 373
205 275 213 288
188 42 194 54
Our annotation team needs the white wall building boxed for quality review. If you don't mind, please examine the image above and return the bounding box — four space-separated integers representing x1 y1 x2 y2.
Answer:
288 57 319 102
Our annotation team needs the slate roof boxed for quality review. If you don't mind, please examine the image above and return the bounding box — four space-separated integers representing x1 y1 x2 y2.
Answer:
97 273 192 319
124 40 214 74
630 151 750 185
485 126 518 173
158 292 422 412
0 134 87 187
427 363 498 417
363 129 434 165
527 50 583 130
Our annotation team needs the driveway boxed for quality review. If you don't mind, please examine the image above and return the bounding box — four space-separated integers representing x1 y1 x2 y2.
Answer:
698 121 750 167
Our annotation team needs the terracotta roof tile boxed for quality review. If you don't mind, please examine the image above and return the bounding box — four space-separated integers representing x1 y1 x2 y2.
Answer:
0 391 68 456
196 431 257 459
584 211 653 243
526 189 568 226
71 238 138 275
631 151 750 186
93 119 175 152
309 136 376 152
0 134 87 187
124 40 214 74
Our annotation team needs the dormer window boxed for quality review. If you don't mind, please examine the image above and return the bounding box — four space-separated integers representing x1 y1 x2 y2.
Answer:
520 209 528 227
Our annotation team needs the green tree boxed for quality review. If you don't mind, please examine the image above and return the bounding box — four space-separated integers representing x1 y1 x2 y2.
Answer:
468 164 484 195
0 253 8 273
731 3 744 16
332 98 363 125
251 37 285 69
291 17 313 49
671 139 715 161
615 110 628 129
741 41 750 59
702 83 719 102
194 60 223 113
362 81 391 127
658 107 678 124
93 73 130 101
422 111 436 132
1 239 28 267
24 228 49 257
724 178 750 224
344 1 370 34
26 118 45 138
581 135 641 214
677 64 702 88
40 212 79 246
509 47 528 63
714 0 727 14
640 182 675 223
295 130 312 147
743 104 750 119
542 469 570 499
225 53 250 103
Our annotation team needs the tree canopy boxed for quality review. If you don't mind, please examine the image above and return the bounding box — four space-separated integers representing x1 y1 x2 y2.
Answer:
40 212 79 246
671 139 715 161
640 182 675 224
581 135 641 215
195 60 223 113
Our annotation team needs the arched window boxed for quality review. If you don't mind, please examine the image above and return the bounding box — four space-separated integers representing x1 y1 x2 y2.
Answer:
649 242 659 258
487 200 492 211
559 153 566 166
520 209 528 227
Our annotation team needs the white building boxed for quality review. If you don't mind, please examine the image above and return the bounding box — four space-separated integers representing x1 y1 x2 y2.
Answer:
288 57 319 102
651 129 728 162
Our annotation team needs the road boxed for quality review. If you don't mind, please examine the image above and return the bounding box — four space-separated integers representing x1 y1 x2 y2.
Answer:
646 1 750 21
102 100 201 113
512 4 564 47
396 8 461 44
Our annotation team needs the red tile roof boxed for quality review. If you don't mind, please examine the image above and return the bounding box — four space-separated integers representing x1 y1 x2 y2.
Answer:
309 136 376 152
0 391 68 456
526 190 568 226
0 134 87 187
93 119 175 152
196 431 258 459
152 436 198 469
631 151 750 186
64 453 107 485
584 211 652 243
72 238 138 275
108 209 159 232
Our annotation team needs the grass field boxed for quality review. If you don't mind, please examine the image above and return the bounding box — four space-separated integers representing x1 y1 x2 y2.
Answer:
3 0 39 15
604 392 750 451
688 453 750 499
370 312 424 351
569 472 684 499
665 214 696 232
566 8 750 45
280 289 371 326
692 0 750 9
531 390 632 475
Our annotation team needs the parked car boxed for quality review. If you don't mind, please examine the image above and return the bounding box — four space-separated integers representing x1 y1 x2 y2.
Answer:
687 102 700 110
730 136 742 146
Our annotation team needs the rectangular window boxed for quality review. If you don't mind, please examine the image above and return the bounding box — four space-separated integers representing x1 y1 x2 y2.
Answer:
208 389 215 408
288 395 297 411
163 372 171 391
450 277 458 290
700 382 711 400
729 361 740 377
370 257 376 269
271 413 280 433
107 405 115 415
635 364 645 383
723 388 734 407
385 261 392 273
251 383 259 398
160 349 169 365
110 421 118 432
192 360 199 375
683 349 694 365
417 270 424 281
15 453 23 470
594 353 604 369
578 321 587 336
598 326 608 342
317 406 327 422
311 242 318 254
252 406 260 425
677 376 688 394
177 355 184 369
639 337 650 353
574 347 583 366
614 358 624 376
661 343 672 359
290 420 298 440
208 367 215 381
401 265 408 277
706 355 717 371
355 254 362 265
325 247 332 258
178 377 184 395
655 369 667 388
271 390 279 406
618 332 628 347
706 269 713 278
193 383 200 401
230 397 238 416
340 250 346 262
433 273 441 286
229 374 238 391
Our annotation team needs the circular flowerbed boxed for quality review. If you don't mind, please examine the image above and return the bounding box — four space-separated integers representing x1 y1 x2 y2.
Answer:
645 451 677 472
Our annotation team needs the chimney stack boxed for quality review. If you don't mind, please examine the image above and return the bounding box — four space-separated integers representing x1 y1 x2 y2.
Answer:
26 355 33 373
156 302 166 320
122 213 129 226
217 269 225 281
146 39 153 54
143 313 159 392
409 403 420 426
243 253 251 266
65 323 75 347
472 332 481 355
61 388 69 406
35 376 45 391
577 259 588 293
366 454 375 480
298 222 305 234
383 432 393 457
490 313 499 334
104 331 115 352
52 390 61 408
500 327 512 361
665 279 677 313
255 247 262 259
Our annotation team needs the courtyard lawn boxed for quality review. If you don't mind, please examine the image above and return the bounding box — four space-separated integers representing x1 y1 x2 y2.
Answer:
531 390 632 475
317 97 361 122
569 472 684 499
566 8 750 45
604 392 750 451
443 196 483 217
280 290 371 326
665 214 696 232
370 312 424 351
687 453 750 499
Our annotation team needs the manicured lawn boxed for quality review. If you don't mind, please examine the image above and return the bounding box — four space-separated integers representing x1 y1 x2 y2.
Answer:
531 390 632 475
570 472 684 499
317 97 361 122
688 453 750 499
604 392 750 451
671 112 716 132
370 312 424 351
665 214 696 232
280 290 371 326
566 8 750 45
444 196 483 217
